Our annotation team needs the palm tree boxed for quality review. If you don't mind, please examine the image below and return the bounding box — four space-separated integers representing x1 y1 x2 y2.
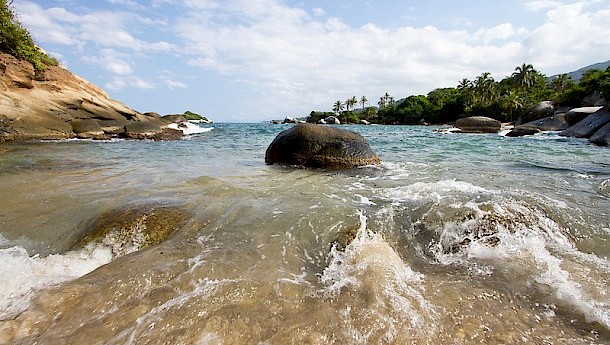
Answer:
457 78 473 91
333 100 344 114
345 96 357 111
512 63 536 90
552 74 572 93
378 96 387 108
474 72 496 103
360 95 368 109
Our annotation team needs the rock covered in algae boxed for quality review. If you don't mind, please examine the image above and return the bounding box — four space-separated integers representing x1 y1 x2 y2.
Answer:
265 123 380 169
71 204 190 257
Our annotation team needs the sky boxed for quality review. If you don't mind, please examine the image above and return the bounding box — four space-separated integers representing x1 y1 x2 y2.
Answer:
13 0 610 122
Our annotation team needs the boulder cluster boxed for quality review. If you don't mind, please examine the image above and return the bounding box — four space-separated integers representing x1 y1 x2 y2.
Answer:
0 53 189 141
452 101 609 146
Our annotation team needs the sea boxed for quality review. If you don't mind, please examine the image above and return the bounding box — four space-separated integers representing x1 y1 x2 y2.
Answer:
0 123 608 344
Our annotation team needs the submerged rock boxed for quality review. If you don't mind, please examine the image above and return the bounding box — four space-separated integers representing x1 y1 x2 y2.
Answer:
265 123 380 169
455 116 501 133
505 127 540 137
71 204 190 257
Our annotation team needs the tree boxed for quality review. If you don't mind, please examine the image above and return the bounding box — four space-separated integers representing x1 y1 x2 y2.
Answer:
0 0 58 72
360 95 368 109
345 96 357 111
378 96 387 108
551 74 572 93
332 100 344 114
512 63 536 90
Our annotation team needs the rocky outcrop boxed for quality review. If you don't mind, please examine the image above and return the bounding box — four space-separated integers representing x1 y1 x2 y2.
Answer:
265 123 380 169
589 122 610 146
70 204 190 257
505 127 540 137
506 114 568 137
560 109 610 138
0 52 178 141
516 101 556 125
322 116 340 125
455 116 501 133
564 107 603 126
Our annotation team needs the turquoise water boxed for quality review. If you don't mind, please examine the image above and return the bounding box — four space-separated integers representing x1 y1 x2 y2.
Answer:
0 123 608 344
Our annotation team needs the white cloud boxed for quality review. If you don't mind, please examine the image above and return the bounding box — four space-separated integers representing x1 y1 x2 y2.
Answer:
82 49 133 75
524 0 563 11
107 76 155 90
163 78 187 89
312 7 325 16
15 1 177 54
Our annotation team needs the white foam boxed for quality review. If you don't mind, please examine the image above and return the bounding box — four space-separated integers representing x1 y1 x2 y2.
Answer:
166 122 213 135
380 179 489 203
0 245 113 320
428 198 610 330
317 212 434 340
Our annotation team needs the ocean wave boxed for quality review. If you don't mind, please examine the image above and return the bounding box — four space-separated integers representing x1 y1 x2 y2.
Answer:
0 244 112 320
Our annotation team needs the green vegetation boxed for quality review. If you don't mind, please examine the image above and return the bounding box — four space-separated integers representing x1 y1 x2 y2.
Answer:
308 64 610 125
0 0 58 72
183 110 204 121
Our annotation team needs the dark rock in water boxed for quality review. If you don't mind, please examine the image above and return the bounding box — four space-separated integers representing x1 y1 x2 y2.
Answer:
124 122 161 139
589 122 610 146
505 127 540 137
455 116 501 133
71 119 106 139
519 114 568 131
161 114 188 124
324 116 341 125
265 123 380 168
564 107 603 126
71 204 190 256
560 109 610 138
517 101 556 125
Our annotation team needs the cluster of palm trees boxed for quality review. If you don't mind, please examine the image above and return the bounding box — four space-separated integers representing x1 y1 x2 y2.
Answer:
332 95 371 114
377 92 395 108
455 63 556 120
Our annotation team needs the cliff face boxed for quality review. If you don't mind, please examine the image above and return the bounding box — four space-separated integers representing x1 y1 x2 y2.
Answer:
0 53 173 141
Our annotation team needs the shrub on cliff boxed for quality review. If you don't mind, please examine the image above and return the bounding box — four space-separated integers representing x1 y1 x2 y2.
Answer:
0 0 58 72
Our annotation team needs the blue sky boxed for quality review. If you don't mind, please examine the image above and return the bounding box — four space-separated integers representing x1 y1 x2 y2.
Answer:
14 0 610 122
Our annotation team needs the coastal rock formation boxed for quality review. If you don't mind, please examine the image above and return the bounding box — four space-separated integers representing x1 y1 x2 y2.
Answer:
265 123 380 168
564 107 603 126
517 101 556 124
589 122 610 146
506 114 568 137
0 52 177 141
560 109 610 138
455 116 501 133
71 204 190 257
505 127 540 137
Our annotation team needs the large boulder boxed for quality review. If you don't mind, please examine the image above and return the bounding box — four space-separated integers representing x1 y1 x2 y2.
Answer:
560 109 610 138
506 114 569 137
124 121 162 139
71 119 106 139
455 116 501 133
564 107 603 126
517 101 556 124
505 127 540 137
265 123 380 169
589 122 610 146
324 116 341 125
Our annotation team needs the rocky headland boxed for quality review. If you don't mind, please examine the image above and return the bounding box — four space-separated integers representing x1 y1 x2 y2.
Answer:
0 52 190 142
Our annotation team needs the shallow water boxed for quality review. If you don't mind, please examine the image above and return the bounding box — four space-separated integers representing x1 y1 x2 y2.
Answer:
0 124 609 344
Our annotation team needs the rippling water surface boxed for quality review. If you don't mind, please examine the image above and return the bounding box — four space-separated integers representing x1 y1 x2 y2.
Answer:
0 124 609 344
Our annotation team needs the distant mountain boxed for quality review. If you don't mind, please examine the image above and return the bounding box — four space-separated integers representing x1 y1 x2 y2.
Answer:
551 60 610 82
